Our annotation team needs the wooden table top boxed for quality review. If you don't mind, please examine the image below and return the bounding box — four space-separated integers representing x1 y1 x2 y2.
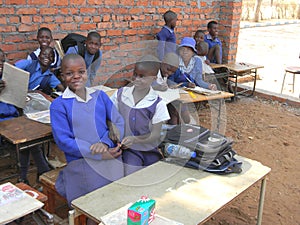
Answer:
0 116 52 144
210 62 264 73
180 91 234 103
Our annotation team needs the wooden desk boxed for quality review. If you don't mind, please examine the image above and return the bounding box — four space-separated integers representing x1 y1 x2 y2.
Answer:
179 91 234 133
0 116 52 181
70 156 271 225
0 182 44 224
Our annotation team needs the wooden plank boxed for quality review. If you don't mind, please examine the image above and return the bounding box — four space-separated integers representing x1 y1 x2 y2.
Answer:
180 91 234 103
15 182 48 203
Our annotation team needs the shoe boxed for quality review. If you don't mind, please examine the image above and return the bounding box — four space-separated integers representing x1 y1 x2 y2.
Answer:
17 178 30 185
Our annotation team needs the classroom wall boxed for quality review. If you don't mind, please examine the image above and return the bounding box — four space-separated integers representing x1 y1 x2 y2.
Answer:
0 0 242 86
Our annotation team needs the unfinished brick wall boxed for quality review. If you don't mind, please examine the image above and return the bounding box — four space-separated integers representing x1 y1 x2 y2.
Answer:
0 0 242 86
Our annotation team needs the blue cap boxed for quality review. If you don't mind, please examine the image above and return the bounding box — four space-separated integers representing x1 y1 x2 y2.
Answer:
179 37 197 53
190 151 196 158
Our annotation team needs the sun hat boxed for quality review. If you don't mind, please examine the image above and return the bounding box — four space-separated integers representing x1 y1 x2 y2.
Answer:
179 37 197 53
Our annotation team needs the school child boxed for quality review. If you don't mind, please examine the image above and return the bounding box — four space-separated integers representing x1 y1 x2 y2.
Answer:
15 46 64 94
156 10 178 60
27 27 61 70
194 30 215 75
110 55 170 175
65 31 102 87
204 21 223 64
0 48 50 183
50 54 124 205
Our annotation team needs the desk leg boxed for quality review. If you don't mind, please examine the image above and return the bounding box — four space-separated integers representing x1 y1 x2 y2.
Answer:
250 69 258 96
256 177 267 225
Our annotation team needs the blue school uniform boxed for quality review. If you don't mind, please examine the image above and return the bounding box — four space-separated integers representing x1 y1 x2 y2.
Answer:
112 87 170 175
0 102 18 122
50 87 124 205
27 48 61 69
14 60 61 91
156 25 177 60
204 34 223 64
65 46 102 87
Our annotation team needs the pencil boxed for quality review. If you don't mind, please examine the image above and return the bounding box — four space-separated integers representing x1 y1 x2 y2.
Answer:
183 74 193 83
174 83 183 88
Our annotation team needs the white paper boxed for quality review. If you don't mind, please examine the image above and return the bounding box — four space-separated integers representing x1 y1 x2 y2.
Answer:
25 110 50 124
0 62 29 108
184 86 221 96
155 88 180 104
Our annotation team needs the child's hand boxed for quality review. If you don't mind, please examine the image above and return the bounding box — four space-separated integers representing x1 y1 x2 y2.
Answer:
120 136 137 149
209 84 217 91
187 82 196 88
90 142 108 154
102 145 122 159
107 120 120 143
153 83 168 92
205 59 210 65
0 80 6 93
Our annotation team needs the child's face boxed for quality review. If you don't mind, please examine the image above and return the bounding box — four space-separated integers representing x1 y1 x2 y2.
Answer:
38 48 54 68
179 47 194 63
194 32 205 45
61 57 87 92
37 31 53 49
161 63 177 78
170 17 177 29
208 24 218 38
132 64 156 90
86 36 101 55
0 53 5 77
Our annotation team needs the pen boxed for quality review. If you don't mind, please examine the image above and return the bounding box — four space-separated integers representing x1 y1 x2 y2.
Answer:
174 83 183 88
183 74 193 83
32 84 40 91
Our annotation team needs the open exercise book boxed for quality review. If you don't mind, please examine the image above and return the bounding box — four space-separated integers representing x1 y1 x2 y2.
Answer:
184 86 221 96
99 203 183 225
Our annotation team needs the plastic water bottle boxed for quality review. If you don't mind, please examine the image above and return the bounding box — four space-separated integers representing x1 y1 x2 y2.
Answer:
164 143 196 159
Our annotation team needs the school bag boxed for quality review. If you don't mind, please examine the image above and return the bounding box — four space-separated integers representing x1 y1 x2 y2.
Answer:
162 124 242 174
60 33 100 63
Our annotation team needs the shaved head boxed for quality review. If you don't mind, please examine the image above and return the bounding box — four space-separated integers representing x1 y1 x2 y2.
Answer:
61 54 85 72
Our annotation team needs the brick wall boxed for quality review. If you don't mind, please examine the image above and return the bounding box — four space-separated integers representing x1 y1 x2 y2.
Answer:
0 0 242 86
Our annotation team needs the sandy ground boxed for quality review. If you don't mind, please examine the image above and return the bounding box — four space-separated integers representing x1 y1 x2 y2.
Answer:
236 23 300 99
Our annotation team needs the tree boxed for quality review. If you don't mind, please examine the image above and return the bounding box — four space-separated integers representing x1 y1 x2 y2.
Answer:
254 0 263 22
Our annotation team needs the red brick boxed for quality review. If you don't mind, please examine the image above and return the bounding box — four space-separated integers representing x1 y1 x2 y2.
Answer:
40 8 59 14
17 8 37 14
97 22 113 29
19 24 38 33
18 42 37 51
21 16 32 24
80 8 96 14
107 29 122 36
33 16 42 23
129 8 143 14
72 0 86 5
65 16 74 22
0 17 6 24
27 0 47 5
0 26 16 32
60 23 78 30
44 16 54 22
87 0 104 4
123 29 137 36
93 16 101 23
4 35 26 43
70 8 79 14
129 21 143 28
83 17 91 23
9 16 20 23
54 16 65 23
6 0 26 4
0 7 14 14
104 0 119 5
0 44 18 52
49 0 68 6
102 14 110 22
7 52 28 62
60 8 69 14
80 23 96 30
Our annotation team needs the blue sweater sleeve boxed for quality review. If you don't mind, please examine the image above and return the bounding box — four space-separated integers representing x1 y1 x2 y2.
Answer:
50 98 102 162
190 57 210 89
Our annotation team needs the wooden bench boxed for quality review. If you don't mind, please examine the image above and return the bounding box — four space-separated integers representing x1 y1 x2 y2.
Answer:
39 168 67 214
16 182 48 203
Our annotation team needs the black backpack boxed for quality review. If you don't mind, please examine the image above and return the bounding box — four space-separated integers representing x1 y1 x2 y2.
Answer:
60 33 100 63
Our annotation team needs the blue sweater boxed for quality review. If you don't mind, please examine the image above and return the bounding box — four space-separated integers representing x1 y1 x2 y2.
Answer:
156 26 176 60
50 90 124 163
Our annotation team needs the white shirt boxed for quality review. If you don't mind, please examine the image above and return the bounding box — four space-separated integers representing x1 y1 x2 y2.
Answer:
62 87 97 103
110 86 170 124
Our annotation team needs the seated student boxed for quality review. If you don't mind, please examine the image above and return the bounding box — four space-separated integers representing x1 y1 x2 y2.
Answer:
65 31 102 87
0 48 50 184
110 55 170 176
27 27 61 70
152 52 191 125
50 54 124 206
204 21 222 64
194 30 215 75
168 37 217 90
15 46 64 94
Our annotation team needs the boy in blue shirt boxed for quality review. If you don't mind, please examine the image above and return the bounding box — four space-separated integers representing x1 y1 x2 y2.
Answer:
15 46 64 94
65 31 102 87
156 10 177 60
111 55 170 175
204 21 223 64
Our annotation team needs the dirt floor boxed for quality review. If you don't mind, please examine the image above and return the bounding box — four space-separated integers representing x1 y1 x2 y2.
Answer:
199 96 300 225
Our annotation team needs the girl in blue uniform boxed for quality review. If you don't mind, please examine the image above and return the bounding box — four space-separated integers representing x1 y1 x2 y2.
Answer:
50 54 124 205
111 55 170 175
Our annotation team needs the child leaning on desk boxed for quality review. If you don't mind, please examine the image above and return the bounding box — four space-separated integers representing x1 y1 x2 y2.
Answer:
15 46 64 95
110 55 170 176
0 48 50 184
50 54 125 206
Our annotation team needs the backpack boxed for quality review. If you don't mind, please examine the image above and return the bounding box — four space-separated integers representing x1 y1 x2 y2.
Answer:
162 124 242 174
60 33 100 63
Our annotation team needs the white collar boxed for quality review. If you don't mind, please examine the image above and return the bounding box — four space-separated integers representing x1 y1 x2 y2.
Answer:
62 87 97 103
121 86 158 107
